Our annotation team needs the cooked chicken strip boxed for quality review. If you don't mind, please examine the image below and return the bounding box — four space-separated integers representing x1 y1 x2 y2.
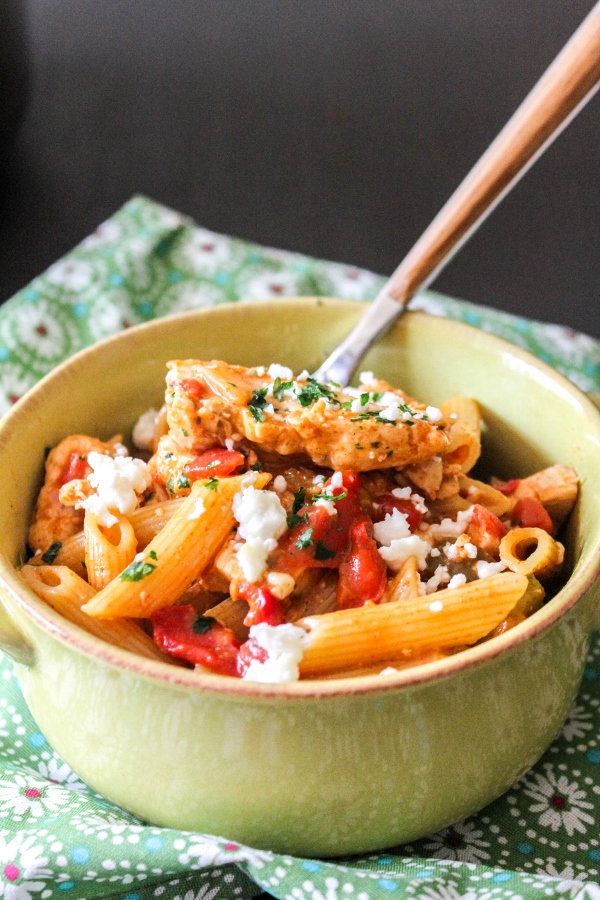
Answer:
164 360 451 472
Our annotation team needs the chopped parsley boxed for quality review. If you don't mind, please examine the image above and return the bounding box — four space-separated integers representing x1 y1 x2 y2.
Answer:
296 528 314 550
148 550 158 561
360 393 370 406
340 400 353 411
177 472 191 490
181 428 188 437
205 460 219 469
192 615 214 634
287 487 307 528
314 541 336 561
371 441 380 448
354 443 363 450
166 476 174 494
297 378 337 408
120 560 156 582
248 388 268 422
41 542 62 564
272 376 294 401
313 491 347 504
249 462 263 471
205 476 219 492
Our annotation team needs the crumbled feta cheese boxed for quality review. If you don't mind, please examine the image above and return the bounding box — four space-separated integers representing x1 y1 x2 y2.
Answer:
428 508 474 540
313 474 326 485
391 486 427 515
233 485 287 583
430 547 441 558
373 508 411 545
236 539 272 583
187 497 206 520
225 438 234 451
273 475 287 493
425 565 450 594
242 623 308 683
448 573 468 589
264 403 275 415
82 452 150 527
476 560 508 579
253 366 266 376
426 406 443 422
134 552 145 562
359 371 377 386
379 667 400 676
297 370 310 381
240 470 258 488
429 600 444 612
132 408 159 450
330 471 344 488
351 397 365 413
378 391 399 408
444 539 477 561
313 497 337 516
378 535 431 572
113 442 129 457
344 386 362 399
267 363 294 381
379 403 400 422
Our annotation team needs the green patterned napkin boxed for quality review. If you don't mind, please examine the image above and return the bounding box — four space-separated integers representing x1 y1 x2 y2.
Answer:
0 196 599 900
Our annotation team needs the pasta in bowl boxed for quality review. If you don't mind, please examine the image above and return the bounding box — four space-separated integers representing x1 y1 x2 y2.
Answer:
0 298 598 855
21 359 579 683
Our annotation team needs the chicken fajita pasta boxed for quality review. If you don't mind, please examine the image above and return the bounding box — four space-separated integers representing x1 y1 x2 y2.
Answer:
20 360 579 683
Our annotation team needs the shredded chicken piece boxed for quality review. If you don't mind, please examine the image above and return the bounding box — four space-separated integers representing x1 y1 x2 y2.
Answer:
164 359 451 471
28 435 117 552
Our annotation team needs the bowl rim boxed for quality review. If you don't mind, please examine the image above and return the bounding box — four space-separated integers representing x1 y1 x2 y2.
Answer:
1 297 600 699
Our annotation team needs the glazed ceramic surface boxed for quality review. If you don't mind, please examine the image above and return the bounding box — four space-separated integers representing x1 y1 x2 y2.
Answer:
0 299 599 857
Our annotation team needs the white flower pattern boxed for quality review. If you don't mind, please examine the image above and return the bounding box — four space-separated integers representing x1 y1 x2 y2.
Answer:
522 766 595 835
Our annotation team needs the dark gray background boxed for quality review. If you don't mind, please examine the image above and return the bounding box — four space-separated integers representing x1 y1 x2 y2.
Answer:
1 0 599 336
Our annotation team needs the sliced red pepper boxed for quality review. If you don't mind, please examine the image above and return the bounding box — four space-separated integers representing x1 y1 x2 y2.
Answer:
337 518 387 609
468 503 507 554
238 582 286 627
177 378 206 400
274 471 362 575
183 448 245 480
60 452 91 486
511 497 554 534
151 604 240 676
495 478 521 496
373 494 424 531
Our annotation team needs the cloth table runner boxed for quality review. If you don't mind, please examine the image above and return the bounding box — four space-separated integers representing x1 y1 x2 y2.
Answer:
0 196 599 900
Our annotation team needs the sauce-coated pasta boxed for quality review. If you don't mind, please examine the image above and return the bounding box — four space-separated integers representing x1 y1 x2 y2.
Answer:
21 361 579 683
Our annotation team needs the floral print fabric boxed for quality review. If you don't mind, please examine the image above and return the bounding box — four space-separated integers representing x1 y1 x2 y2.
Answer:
0 195 599 900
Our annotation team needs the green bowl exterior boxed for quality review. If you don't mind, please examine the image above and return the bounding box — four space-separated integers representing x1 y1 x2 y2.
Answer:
0 298 599 856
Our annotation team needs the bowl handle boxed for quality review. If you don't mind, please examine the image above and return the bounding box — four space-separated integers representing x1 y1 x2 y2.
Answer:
0 599 34 667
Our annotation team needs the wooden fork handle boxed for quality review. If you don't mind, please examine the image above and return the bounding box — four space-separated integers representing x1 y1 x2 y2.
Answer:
384 1 600 306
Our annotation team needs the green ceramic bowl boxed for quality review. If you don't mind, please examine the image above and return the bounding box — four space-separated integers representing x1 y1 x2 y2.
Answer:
0 298 599 857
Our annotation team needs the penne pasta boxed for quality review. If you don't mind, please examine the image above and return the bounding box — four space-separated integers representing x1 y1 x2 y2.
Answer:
84 511 137 590
380 556 422 604
499 527 564 579
297 572 529 677
440 397 482 473
23 359 579 683
82 473 270 618
458 475 512 518
19 565 171 663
